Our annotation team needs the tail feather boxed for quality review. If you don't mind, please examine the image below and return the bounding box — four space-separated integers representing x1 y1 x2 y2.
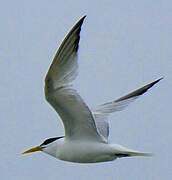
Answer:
116 151 153 158
114 144 153 158
125 151 153 157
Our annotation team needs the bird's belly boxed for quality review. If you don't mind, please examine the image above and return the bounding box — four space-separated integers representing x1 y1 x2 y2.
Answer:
57 141 116 163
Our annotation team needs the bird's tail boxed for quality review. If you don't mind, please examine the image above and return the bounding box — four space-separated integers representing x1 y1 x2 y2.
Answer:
113 144 153 158
124 151 153 157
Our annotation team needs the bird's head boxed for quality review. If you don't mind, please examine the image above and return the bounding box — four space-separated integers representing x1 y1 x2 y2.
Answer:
22 136 64 156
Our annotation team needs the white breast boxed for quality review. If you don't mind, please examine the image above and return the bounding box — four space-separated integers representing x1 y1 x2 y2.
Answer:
57 139 116 163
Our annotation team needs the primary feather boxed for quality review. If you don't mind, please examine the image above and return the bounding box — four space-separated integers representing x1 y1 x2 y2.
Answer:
92 78 163 140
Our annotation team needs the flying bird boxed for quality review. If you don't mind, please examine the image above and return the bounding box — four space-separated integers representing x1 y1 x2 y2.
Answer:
22 16 162 163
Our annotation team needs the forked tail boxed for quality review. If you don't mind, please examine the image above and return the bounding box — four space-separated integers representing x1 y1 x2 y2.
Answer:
116 151 153 158
114 144 153 158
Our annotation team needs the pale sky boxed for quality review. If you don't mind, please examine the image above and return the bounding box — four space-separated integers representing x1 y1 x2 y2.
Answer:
0 0 171 179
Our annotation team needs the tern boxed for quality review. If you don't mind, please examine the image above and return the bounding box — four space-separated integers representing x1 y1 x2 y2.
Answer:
22 16 162 163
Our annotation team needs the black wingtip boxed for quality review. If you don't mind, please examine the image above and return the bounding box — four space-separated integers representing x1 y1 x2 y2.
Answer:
115 77 163 102
153 77 163 83
148 77 163 87
78 15 86 25
135 77 163 96
72 16 87 52
82 15 87 19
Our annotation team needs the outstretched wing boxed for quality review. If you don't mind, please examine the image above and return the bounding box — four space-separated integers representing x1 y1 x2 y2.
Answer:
92 78 162 140
93 78 162 114
44 16 104 142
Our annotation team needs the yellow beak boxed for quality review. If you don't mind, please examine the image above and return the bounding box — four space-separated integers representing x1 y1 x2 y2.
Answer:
22 146 42 154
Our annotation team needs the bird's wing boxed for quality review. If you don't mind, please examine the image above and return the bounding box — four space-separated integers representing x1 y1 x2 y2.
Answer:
93 78 162 114
92 113 109 141
92 78 162 139
44 16 104 142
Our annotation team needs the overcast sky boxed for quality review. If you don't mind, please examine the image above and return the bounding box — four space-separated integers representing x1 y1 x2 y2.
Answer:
0 0 171 179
